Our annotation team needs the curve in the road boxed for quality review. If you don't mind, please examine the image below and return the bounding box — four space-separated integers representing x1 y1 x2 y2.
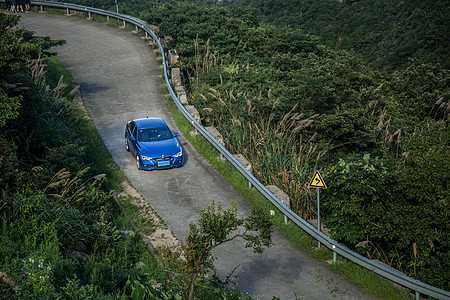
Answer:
19 13 380 300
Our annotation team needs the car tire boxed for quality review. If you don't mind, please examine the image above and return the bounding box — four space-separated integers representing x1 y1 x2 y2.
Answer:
125 138 130 152
136 155 142 170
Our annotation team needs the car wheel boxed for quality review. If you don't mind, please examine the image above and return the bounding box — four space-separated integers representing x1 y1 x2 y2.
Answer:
125 138 130 152
136 155 142 170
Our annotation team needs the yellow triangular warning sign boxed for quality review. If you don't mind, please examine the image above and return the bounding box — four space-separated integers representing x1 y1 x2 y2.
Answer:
309 170 327 189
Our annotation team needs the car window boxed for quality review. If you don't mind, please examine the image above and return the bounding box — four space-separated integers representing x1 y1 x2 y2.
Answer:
131 122 137 138
138 126 173 142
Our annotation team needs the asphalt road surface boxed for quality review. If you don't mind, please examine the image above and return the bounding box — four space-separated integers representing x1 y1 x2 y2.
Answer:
19 12 380 300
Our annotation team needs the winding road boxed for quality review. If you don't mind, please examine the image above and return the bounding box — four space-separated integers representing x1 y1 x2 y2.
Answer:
19 12 379 300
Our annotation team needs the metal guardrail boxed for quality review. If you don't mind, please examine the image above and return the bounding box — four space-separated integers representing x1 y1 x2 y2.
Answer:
11 1 450 299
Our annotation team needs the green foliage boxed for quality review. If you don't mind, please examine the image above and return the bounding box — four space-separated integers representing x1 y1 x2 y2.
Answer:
43 143 88 173
224 0 450 70
0 13 27 75
0 134 18 189
312 108 378 154
3 192 90 251
0 13 23 128
389 120 450 288
390 61 450 121
61 275 98 299
161 200 273 300
393 120 449 204
0 13 64 78
190 200 272 254
0 92 21 127
323 135 450 289
323 153 392 245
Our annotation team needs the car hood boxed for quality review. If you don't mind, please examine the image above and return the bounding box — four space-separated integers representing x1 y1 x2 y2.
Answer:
139 138 181 157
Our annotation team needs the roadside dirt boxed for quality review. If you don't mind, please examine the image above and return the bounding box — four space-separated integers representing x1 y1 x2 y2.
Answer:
119 181 180 253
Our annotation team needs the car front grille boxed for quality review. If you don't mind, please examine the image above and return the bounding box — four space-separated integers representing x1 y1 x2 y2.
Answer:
154 156 172 161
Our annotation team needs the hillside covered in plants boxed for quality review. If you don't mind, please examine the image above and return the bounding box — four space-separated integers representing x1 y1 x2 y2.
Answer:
223 0 450 71
39 0 450 291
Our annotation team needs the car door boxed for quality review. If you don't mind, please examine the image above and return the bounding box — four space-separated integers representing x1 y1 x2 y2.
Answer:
127 121 138 156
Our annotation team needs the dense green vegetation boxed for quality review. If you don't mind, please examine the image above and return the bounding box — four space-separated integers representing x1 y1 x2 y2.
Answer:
58 0 449 291
0 12 270 298
0 12 164 298
224 0 450 71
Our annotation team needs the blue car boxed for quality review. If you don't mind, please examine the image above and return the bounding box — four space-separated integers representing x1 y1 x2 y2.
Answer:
125 117 183 170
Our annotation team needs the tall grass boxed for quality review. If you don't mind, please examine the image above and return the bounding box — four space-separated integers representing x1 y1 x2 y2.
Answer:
192 84 329 219
42 55 126 190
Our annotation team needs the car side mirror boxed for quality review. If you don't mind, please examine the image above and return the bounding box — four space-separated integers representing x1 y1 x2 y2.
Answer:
174 132 180 137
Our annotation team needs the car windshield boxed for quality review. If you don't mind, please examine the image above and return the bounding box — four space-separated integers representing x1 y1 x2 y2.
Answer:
138 126 173 142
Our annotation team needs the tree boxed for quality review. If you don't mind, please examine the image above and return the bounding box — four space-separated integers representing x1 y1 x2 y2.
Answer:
161 200 273 300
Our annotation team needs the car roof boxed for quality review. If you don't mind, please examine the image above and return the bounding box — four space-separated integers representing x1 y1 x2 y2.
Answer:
134 117 167 128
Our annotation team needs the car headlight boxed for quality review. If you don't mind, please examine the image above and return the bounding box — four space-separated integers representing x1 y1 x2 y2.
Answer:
141 155 152 161
173 150 182 158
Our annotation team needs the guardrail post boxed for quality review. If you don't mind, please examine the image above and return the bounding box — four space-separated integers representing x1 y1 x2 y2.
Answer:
88 12 91 19
107 15 110 21
205 127 225 159
332 245 337 263
415 291 420 300
233 154 252 188
66 7 69 15
185 106 201 127
135 25 138 32
266 185 290 223
40 5 43 12
123 20 126 27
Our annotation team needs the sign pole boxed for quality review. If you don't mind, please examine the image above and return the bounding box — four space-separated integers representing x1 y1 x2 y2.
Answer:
317 188 321 248
309 170 327 249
